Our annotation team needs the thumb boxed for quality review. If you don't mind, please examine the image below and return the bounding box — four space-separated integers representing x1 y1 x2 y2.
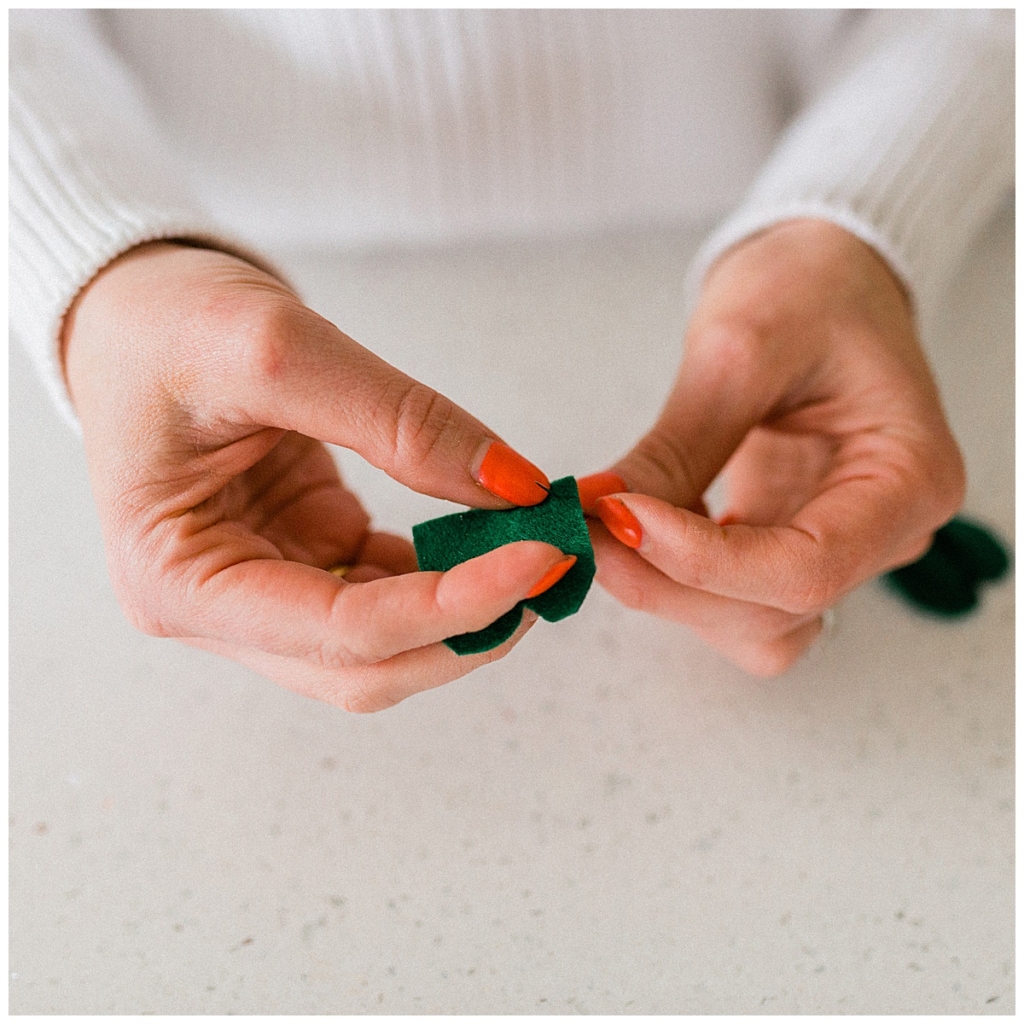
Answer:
239 306 550 509
611 324 781 508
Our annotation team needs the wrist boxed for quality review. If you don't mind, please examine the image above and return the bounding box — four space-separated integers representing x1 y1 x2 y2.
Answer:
696 217 914 344
718 218 911 311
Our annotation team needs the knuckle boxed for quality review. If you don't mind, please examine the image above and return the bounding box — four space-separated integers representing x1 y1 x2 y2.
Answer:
337 682 400 715
239 300 306 388
628 430 701 502
740 639 801 678
316 639 364 673
695 322 765 378
389 380 466 469
320 589 379 669
688 322 773 399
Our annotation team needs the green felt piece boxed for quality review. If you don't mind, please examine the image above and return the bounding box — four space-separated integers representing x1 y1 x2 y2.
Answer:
883 515 1010 618
413 476 596 655
884 542 979 616
938 517 1010 581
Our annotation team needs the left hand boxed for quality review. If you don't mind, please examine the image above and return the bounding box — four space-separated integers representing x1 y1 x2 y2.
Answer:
579 219 965 676
61 242 564 713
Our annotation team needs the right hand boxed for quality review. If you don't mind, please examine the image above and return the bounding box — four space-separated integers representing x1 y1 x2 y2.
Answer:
62 241 565 712
577 220 965 675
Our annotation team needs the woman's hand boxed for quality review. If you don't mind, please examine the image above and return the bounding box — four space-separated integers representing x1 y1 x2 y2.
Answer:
63 242 565 711
581 219 965 676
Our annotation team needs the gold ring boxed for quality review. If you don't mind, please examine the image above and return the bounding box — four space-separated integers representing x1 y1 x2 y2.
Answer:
328 564 353 578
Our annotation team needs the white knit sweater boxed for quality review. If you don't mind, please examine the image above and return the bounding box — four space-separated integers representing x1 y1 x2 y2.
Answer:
10 9 1014 425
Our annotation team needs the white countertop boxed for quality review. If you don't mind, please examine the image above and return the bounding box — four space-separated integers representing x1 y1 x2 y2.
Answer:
10 212 1013 1014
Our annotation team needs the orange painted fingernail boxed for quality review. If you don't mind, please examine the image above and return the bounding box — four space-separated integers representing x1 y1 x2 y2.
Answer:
474 441 551 506
576 471 628 515
594 497 643 549
525 554 577 598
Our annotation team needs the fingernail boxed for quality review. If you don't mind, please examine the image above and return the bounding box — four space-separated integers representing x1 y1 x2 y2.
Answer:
576 471 628 515
525 554 577 598
474 440 551 506
594 497 643 549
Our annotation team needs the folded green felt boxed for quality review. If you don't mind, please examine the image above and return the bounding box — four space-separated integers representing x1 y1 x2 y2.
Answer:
413 476 596 655
883 515 1011 617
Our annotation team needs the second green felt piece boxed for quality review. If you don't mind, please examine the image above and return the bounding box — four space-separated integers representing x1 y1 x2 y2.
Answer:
413 476 596 655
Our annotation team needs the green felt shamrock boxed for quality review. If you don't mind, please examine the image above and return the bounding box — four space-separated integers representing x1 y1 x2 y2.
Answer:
413 476 596 654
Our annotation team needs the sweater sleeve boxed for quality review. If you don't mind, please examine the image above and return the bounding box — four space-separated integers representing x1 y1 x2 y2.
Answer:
685 10 1014 320
10 9 274 428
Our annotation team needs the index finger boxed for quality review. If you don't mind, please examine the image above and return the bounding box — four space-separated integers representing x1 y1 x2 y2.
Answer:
603 472 952 615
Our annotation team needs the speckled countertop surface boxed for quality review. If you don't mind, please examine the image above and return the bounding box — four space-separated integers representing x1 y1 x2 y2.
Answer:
10 211 1013 1014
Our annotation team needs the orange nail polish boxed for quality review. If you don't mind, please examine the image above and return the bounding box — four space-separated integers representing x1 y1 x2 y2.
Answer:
525 554 577 598
594 497 643 549
576 471 628 515
475 441 551 506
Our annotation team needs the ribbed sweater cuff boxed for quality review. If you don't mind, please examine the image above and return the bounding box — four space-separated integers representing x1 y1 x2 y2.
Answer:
10 125 275 430
10 11 279 430
686 12 1014 317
